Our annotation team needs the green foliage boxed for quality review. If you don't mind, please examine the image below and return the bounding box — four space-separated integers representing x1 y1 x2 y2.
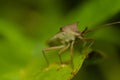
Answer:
25 48 92 80
0 0 120 80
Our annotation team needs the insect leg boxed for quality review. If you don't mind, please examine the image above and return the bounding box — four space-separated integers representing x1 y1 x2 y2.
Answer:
70 40 75 69
84 38 95 48
58 44 70 64
78 36 87 48
83 40 87 48
42 45 65 66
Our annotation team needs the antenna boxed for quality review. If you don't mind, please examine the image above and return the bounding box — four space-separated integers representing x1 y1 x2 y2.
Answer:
84 21 120 34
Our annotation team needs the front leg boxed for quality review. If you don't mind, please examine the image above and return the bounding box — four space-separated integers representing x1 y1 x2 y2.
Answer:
42 45 65 66
80 37 95 48
58 44 70 64
84 38 95 48
70 40 75 69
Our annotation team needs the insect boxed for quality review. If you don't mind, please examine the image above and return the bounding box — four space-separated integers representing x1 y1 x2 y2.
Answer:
42 21 120 69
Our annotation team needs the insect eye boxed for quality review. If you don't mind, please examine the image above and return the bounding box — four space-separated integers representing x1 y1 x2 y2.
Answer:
60 27 63 31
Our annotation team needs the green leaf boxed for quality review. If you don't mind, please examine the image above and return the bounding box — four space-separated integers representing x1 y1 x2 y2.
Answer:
24 47 92 80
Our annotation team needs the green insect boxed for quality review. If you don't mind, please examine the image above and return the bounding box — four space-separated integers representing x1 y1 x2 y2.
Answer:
42 21 120 69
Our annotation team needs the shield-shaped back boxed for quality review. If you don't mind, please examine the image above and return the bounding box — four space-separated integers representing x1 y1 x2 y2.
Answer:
60 22 81 33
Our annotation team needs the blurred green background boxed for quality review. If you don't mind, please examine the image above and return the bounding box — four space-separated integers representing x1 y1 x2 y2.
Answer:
0 0 120 80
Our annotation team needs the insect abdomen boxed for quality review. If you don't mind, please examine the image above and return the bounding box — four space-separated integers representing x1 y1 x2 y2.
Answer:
48 31 76 47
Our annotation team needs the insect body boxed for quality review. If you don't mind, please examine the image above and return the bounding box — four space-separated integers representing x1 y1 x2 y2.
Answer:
42 21 120 69
48 24 80 46
42 23 92 69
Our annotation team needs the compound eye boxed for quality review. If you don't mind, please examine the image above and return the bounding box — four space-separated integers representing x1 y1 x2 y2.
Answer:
60 27 63 31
